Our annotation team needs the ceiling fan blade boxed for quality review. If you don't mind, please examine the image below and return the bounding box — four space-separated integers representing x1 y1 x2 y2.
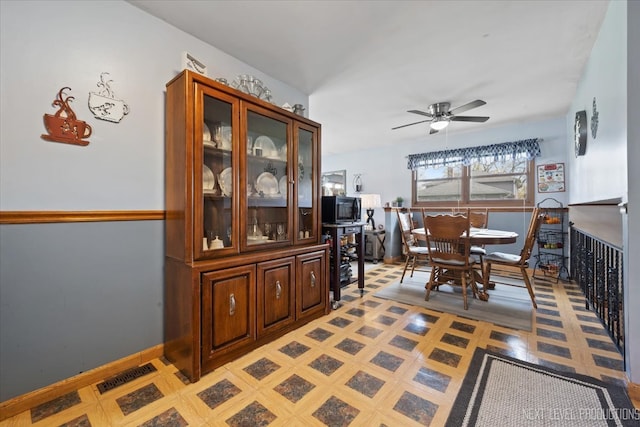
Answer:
450 115 490 122
449 99 486 115
407 109 433 118
392 119 432 130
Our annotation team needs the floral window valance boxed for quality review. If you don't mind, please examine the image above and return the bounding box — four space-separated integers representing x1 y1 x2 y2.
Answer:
407 138 542 170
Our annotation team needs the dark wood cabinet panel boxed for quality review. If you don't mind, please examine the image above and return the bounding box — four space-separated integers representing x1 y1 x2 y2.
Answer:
296 250 327 319
257 257 295 337
201 265 256 373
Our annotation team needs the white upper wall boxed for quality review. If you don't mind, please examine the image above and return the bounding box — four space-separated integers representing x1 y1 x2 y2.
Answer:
0 0 308 211
567 0 627 204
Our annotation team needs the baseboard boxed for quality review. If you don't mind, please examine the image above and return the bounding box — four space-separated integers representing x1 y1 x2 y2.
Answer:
0 344 164 421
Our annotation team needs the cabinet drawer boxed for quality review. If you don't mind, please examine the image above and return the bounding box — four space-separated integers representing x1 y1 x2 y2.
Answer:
343 226 361 234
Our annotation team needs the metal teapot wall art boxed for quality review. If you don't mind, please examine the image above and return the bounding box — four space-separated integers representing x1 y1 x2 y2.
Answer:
41 86 92 146
88 72 130 123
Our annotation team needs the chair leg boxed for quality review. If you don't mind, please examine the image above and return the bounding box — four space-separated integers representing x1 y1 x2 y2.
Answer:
400 255 411 283
410 256 417 278
520 267 537 309
461 274 468 310
425 267 437 301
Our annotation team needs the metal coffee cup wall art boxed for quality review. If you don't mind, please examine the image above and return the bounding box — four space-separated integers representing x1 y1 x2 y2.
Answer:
88 72 130 123
41 86 92 146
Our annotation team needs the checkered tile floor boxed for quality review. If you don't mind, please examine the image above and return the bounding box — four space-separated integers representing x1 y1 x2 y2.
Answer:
1 263 630 426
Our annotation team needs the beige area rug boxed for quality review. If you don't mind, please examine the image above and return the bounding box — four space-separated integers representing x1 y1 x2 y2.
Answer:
373 269 534 331
446 348 640 426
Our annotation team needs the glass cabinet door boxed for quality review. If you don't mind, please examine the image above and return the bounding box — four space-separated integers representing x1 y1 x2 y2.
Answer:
295 124 317 243
197 85 239 259
243 104 292 250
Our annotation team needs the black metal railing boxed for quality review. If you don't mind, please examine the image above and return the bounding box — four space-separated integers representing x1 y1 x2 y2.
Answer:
570 227 624 359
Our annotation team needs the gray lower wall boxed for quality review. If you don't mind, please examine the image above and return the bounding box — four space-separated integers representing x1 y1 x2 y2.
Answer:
0 221 164 401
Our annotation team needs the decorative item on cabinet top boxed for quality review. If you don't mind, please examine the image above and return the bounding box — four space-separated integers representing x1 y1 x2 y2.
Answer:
280 103 306 117
182 51 207 76
230 74 274 102
41 87 92 146
211 73 306 117
88 72 130 123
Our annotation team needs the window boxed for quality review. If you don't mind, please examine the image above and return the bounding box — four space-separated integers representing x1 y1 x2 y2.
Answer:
408 139 541 208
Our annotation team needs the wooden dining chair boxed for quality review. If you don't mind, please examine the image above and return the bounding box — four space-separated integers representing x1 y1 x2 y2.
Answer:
482 208 544 309
451 207 489 228
396 210 430 283
452 208 489 269
423 213 482 310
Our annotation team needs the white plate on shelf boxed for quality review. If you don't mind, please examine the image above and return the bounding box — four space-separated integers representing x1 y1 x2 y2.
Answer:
219 167 233 196
279 175 287 196
254 136 278 159
255 172 279 196
203 165 215 190
203 122 211 142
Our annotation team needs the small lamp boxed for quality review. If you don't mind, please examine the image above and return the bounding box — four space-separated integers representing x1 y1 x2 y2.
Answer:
360 194 381 230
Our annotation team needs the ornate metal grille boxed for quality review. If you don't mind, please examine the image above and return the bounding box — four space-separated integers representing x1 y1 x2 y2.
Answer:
570 227 624 359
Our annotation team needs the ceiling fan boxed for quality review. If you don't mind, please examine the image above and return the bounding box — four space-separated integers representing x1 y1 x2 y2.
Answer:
392 99 489 134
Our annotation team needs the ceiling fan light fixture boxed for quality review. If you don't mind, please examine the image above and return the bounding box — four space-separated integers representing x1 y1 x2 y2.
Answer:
430 118 449 131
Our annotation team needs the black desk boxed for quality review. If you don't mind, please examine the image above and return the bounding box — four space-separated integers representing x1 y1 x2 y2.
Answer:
322 222 365 308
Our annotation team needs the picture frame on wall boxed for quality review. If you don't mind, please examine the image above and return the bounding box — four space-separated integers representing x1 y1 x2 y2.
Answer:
537 163 565 193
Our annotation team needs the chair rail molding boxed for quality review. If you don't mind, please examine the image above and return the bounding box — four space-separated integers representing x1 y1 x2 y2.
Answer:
0 210 165 224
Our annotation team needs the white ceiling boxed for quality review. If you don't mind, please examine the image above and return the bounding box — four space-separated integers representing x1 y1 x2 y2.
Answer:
128 0 609 155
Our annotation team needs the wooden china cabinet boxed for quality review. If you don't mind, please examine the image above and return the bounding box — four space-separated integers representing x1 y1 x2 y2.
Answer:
164 70 328 382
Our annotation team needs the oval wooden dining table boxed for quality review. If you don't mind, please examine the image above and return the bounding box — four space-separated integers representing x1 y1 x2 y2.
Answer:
411 227 518 245
411 227 519 301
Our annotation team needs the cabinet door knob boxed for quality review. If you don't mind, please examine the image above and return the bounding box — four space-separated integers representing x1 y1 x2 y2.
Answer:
229 293 236 316
275 280 282 299
310 271 316 287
